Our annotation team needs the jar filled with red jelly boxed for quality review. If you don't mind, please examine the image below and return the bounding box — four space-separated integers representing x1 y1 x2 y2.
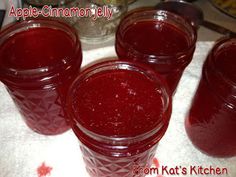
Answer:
115 10 197 94
185 38 236 157
67 60 172 177
0 19 82 135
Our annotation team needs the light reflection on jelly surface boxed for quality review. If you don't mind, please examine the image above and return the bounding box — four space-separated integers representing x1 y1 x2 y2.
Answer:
0 28 74 69
116 20 195 94
72 69 165 137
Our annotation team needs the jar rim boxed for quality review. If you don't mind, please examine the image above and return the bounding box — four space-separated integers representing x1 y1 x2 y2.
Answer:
203 37 236 107
67 60 171 145
116 9 197 61
0 19 81 80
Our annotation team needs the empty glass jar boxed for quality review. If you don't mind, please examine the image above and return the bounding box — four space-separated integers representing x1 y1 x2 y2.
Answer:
61 0 128 43
25 0 74 6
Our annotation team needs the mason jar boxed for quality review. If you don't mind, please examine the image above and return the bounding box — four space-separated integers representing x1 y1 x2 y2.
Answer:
67 60 172 177
116 10 197 94
0 19 82 135
25 0 74 7
61 0 128 43
185 38 236 157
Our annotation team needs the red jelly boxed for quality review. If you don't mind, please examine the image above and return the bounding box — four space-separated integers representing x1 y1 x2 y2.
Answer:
0 19 82 135
67 61 172 177
116 10 197 94
185 38 236 157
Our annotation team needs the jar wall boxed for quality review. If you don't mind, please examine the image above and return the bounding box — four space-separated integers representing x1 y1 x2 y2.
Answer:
80 143 157 177
185 38 236 157
185 77 236 157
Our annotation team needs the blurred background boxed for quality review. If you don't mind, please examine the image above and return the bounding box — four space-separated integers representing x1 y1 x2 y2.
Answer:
1 0 236 46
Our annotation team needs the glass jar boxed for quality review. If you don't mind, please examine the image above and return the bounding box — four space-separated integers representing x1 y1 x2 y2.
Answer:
25 0 74 6
115 10 197 94
0 19 82 135
185 38 236 157
67 60 172 177
128 0 137 4
61 0 128 43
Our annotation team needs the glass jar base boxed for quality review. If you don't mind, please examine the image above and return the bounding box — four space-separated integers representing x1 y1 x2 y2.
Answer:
80 144 157 177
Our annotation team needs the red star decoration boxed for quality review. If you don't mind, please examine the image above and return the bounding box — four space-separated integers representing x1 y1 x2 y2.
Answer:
37 162 53 177
153 157 165 177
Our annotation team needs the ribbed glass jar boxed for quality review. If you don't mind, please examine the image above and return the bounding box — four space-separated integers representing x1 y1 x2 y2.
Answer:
185 38 236 157
116 10 197 94
0 19 82 135
67 60 172 176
